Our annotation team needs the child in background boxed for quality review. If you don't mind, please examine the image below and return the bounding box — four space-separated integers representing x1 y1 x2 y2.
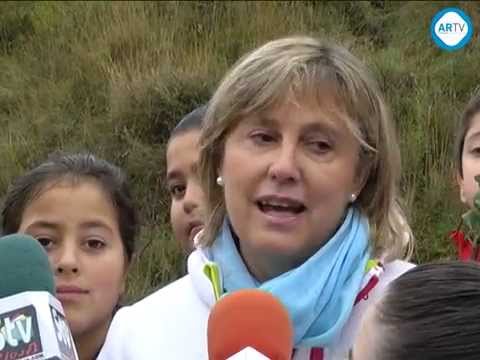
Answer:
451 90 480 260
1 153 138 360
353 261 480 360
455 89 480 208
166 105 207 254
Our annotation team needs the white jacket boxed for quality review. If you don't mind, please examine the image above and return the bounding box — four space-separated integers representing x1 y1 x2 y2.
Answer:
98 248 414 360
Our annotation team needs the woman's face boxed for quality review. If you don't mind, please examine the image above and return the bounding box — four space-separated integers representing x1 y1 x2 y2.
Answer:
219 96 366 279
18 180 127 339
459 113 480 208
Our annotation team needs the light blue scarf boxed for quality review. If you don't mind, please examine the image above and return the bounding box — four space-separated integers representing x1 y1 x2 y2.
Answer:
210 207 370 347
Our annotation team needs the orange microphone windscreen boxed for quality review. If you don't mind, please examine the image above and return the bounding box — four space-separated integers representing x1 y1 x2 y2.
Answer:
207 289 294 360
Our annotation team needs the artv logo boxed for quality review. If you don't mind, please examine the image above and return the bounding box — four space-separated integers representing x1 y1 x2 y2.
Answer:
431 7 473 51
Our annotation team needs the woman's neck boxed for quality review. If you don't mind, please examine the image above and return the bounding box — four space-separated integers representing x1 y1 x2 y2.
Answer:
232 214 346 282
238 240 317 282
75 317 111 360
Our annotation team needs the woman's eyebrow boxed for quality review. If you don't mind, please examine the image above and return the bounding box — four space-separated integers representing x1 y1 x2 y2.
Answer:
302 122 340 137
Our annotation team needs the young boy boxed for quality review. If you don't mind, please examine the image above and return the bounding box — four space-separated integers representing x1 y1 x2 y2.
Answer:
166 105 207 253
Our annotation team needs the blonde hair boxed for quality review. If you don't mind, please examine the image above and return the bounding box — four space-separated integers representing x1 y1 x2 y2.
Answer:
199 36 413 261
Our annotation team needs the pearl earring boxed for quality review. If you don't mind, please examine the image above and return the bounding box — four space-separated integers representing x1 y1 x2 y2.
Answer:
216 176 224 186
350 193 357 203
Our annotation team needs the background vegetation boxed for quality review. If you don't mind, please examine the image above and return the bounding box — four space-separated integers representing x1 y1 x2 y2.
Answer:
0 1 479 301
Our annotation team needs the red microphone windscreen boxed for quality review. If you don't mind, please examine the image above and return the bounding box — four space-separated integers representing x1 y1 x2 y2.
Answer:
207 289 294 360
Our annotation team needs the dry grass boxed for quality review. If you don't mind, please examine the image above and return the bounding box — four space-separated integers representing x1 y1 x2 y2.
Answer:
1 1 479 300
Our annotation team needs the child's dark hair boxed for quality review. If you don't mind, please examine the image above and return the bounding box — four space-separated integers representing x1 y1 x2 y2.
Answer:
169 104 207 140
1 152 138 262
454 89 480 177
375 261 480 359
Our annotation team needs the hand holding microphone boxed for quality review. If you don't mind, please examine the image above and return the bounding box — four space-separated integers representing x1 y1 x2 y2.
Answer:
207 289 294 360
0 234 79 360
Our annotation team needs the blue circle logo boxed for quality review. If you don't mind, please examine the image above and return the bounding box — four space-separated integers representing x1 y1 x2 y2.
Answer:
431 7 473 51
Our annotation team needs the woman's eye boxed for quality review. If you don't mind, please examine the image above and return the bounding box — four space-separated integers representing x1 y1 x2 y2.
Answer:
251 131 276 144
308 140 332 154
86 239 106 250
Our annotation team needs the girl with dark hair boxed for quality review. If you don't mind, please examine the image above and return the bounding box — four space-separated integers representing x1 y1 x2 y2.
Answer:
1 152 138 360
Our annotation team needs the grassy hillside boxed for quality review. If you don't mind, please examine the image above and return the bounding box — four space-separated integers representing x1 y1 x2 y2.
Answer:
0 1 479 301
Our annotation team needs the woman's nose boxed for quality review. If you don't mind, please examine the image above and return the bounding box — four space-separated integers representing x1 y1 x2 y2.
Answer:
267 143 300 184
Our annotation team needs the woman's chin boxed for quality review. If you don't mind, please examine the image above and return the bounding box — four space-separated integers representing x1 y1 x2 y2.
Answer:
244 234 309 261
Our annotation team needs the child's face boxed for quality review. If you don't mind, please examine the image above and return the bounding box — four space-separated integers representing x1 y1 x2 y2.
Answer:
18 180 127 339
166 130 206 253
459 113 480 207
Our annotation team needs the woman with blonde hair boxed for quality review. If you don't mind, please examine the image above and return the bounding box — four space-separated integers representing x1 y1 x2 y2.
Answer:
98 36 414 359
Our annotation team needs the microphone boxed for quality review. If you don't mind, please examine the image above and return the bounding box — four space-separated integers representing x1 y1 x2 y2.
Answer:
207 289 294 360
0 233 79 360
